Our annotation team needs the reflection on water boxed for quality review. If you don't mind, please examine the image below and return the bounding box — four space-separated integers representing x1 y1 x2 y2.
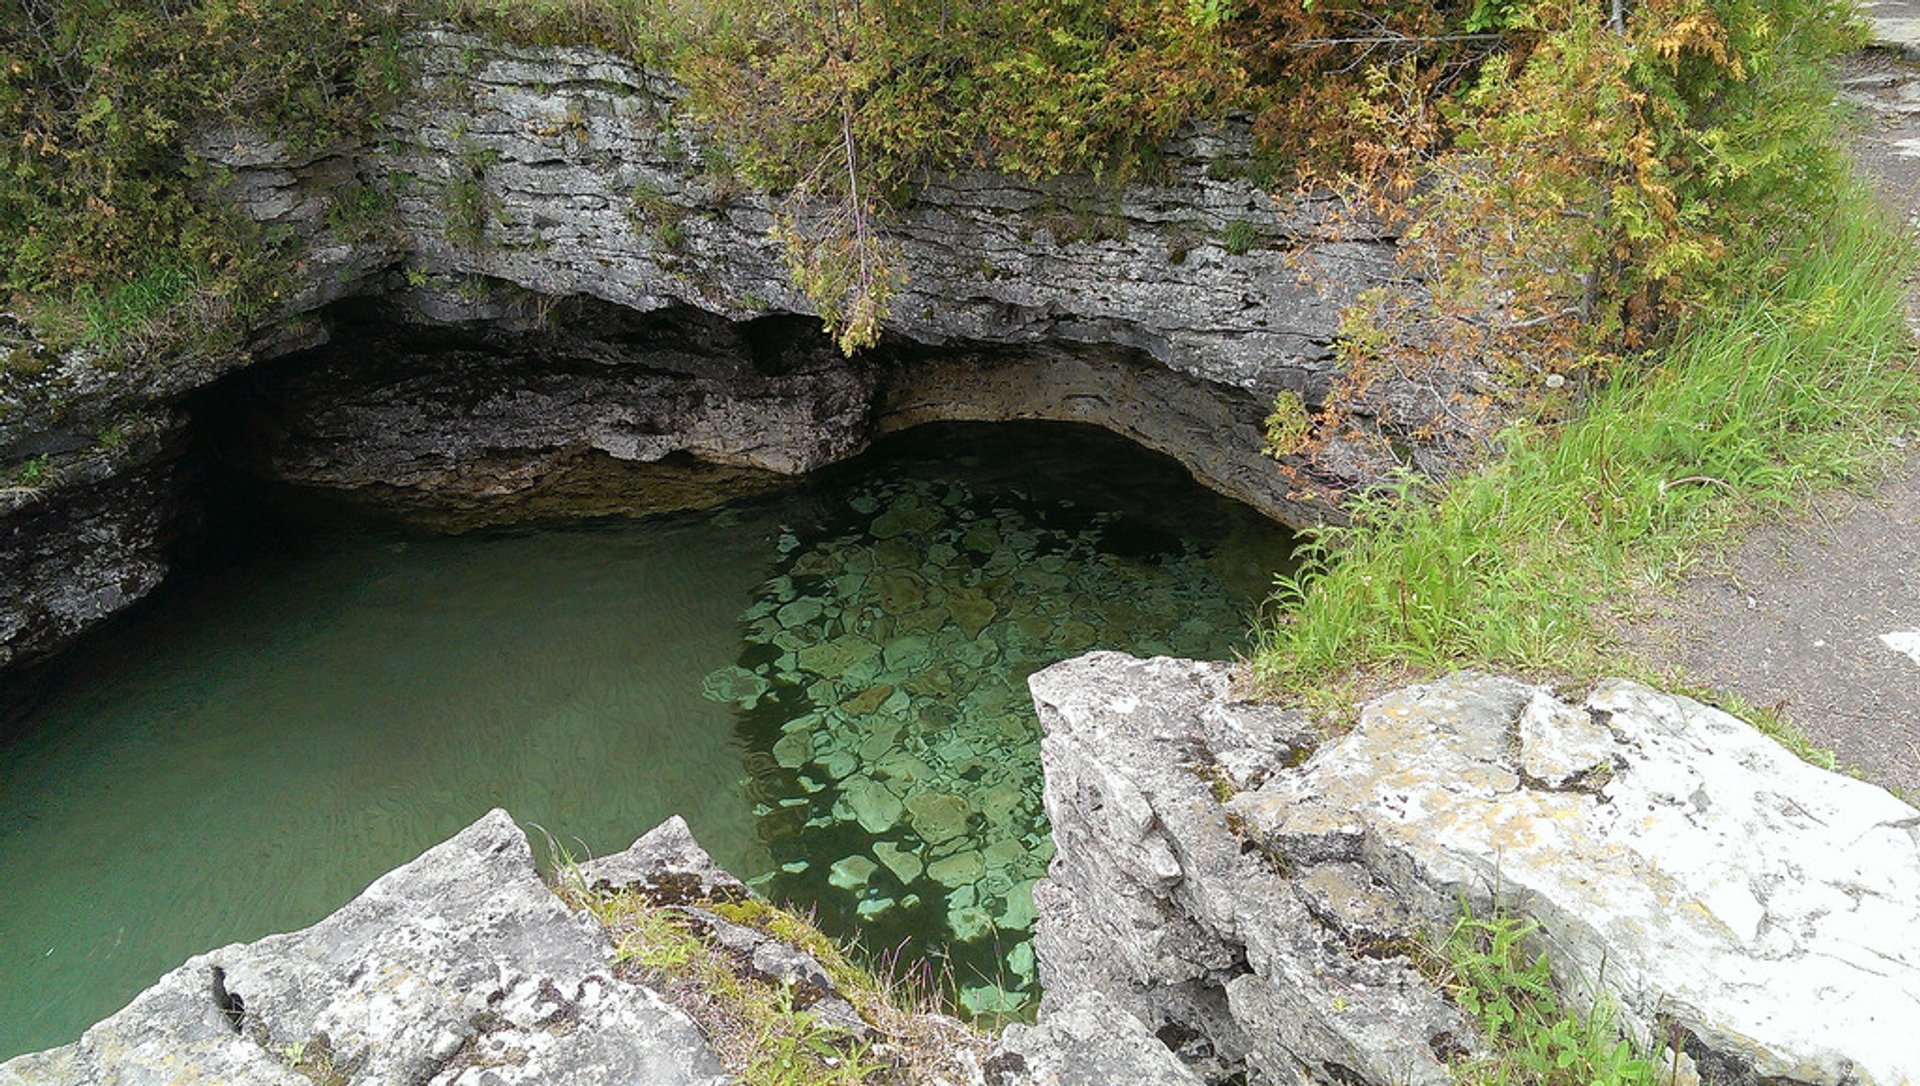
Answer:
0 422 1293 1059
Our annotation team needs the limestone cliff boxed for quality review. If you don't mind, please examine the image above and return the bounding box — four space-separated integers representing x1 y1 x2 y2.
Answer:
0 25 1429 675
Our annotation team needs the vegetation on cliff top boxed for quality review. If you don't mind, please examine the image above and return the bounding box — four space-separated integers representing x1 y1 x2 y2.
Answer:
6 0 1913 701
1253 184 1919 757
3 0 1859 355
0 0 417 358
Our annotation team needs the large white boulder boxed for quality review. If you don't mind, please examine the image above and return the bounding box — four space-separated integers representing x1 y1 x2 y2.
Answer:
1231 673 1920 1086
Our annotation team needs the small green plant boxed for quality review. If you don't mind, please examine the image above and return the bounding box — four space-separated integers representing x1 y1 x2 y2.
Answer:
277 1033 352 1086
1441 906 1658 1086
1035 198 1131 247
1262 390 1312 459
1221 219 1258 256
608 903 706 971
76 261 200 349
571 879 991 1086
628 181 688 249
443 175 490 249
325 181 396 244
742 985 889 1086
442 147 501 250
4 454 52 491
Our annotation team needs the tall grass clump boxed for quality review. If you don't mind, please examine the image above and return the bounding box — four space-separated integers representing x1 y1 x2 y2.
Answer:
1254 186 1919 691
1441 906 1662 1086
570 887 994 1086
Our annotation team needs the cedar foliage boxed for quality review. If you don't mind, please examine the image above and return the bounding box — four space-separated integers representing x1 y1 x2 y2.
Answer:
0 0 1870 366
1 0 421 349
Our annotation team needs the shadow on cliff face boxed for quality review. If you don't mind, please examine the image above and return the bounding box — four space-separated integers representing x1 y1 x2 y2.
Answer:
2 289 1305 738
198 292 1306 529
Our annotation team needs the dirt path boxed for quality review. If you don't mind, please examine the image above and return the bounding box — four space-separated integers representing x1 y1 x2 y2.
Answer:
1630 17 1920 797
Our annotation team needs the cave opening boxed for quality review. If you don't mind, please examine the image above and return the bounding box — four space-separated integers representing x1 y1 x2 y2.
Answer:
0 303 1299 1058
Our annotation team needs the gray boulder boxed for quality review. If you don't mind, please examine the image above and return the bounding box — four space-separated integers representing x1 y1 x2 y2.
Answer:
575 813 750 903
1230 673 1920 1086
1028 652 1483 1086
0 809 728 1086
1030 654 1920 1086
994 992 1204 1086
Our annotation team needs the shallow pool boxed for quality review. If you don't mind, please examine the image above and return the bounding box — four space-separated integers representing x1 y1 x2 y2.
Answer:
0 422 1293 1058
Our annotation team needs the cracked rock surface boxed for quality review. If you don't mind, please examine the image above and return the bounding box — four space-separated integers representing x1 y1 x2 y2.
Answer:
1028 653 1481 1086
1230 673 1920 1086
0 809 730 1086
1032 655 1920 1086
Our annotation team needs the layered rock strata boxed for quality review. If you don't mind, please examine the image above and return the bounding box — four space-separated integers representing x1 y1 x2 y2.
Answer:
0 416 189 672
0 23 1424 673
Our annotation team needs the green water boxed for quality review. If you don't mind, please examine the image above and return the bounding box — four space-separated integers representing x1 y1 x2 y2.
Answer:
0 422 1292 1059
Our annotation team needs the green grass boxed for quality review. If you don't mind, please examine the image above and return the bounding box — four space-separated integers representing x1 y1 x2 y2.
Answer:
1253 186 1920 698
1221 219 1259 256
1439 906 1660 1086
443 174 492 250
75 261 200 349
573 887 991 1086
628 181 687 249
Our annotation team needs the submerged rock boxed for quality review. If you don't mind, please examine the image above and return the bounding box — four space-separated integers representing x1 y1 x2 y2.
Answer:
875 840 925 884
700 664 769 708
717 472 1261 1015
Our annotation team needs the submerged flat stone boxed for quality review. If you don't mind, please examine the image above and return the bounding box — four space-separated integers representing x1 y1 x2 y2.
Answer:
948 590 998 640
840 683 894 716
827 854 879 891
775 598 824 628
874 571 929 611
949 906 995 942
817 749 858 781
840 775 904 835
874 841 924 885
700 665 768 708
927 849 985 888
905 791 973 845
959 984 1023 1016
795 636 878 678
882 635 932 672
771 732 812 769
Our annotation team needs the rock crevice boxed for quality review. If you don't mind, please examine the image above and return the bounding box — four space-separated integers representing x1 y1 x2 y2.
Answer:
1028 654 1920 1086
